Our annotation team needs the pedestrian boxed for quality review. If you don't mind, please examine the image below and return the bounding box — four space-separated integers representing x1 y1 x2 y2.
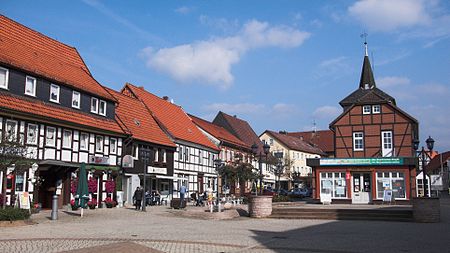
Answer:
179 184 187 208
133 187 143 211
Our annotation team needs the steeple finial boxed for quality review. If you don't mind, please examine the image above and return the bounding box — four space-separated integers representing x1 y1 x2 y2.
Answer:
360 32 368 56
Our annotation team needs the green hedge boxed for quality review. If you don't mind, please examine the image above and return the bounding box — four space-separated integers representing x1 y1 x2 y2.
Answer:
0 207 31 221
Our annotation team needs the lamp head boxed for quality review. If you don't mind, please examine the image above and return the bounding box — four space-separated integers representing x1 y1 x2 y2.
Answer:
413 139 420 151
263 142 270 155
251 143 258 155
426 136 434 151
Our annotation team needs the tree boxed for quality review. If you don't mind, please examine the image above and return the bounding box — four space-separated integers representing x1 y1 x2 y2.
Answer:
218 162 259 196
0 137 31 208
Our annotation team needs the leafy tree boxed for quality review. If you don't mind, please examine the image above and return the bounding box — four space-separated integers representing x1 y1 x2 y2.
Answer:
218 162 259 196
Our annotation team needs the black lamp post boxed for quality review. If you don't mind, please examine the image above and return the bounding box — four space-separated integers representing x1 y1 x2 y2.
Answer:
413 136 435 197
251 142 270 195
214 158 224 211
140 148 151 212
273 152 284 194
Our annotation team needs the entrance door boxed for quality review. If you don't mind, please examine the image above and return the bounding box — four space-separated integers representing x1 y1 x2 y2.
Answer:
352 173 372 204
197 175 204 193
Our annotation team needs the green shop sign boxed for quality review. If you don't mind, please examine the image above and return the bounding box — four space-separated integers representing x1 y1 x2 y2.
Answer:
320 158 404 166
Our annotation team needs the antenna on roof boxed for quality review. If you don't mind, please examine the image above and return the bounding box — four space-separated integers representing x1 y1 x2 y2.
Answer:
360 32 368 56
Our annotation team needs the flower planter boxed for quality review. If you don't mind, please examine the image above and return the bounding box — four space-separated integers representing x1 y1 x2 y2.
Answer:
413 197 440 223
248 195 273 218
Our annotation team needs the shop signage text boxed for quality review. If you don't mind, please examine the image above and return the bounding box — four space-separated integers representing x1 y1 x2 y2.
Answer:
320 158 404 166
147 166 167 175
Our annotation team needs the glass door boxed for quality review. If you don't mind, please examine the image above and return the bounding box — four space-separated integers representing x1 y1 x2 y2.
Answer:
352 173 372 204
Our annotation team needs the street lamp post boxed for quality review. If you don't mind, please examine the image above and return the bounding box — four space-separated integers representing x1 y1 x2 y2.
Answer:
251 142 270 195
214 159 223 212
273 152 284 194
140 148 151 212
413 136 435 198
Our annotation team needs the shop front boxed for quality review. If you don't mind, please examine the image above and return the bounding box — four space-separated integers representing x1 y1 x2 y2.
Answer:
308 157 417 204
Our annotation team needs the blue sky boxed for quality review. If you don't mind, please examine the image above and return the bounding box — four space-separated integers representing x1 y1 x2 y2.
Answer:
2 0 450 151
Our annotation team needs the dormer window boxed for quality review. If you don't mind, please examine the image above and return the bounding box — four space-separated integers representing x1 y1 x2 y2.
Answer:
25 76 36 96
372 105 381 114
50 84 60 103
99 100 107 116
91 97 98 113
72 91 80 109
0 67 9 89
363 105 371 114
364 83 370 89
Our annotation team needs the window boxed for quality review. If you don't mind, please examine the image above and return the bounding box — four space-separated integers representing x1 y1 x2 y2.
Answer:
80 132 89 150
95 135 104 152
49 84 60 103
26 124 38 145
363 105 371 114
62 130 72 148
0 67 9 89
353 132 364 151
185 147 190 162
372 105 381 114
25 76 36 96
162 149 166 163
91 97 99 113
154 148 159 162
382 131 392 149
376 172 406 199
5 120 18 142
132 144 139 159
72 91 81 109
199 150 202 164
15 174 24 192
110 138 117 154
99 100 107 116
178 146 183 161
320 172 347 198
46 126 56 147
269 138 274 145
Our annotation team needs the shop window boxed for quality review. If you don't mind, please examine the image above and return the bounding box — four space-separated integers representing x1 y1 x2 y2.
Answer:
15 174 24 192
45 126 56 147
62 130 72 148
25 76 36 96
80 132 89 151
0 67 9 89
376 172 406 199
320 172 347 198
26 124 38 145
50 84 60 103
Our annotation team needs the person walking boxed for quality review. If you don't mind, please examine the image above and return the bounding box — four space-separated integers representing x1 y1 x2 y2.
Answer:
133 187 143 211
179 184 187 208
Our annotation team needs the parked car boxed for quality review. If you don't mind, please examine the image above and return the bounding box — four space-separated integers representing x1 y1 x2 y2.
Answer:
288 188 311 198
277 189 290 196
262 188 277 196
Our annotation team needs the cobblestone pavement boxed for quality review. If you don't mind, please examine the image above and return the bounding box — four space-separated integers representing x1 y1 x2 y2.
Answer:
1 198 450 253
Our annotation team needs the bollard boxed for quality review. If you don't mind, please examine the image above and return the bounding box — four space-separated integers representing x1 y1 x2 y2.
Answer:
51 194 58 220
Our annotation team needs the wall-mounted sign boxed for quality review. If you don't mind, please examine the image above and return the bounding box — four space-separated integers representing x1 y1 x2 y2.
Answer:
147 166 167 175
320 158 404 166
89 155 110 165
122 155 134 168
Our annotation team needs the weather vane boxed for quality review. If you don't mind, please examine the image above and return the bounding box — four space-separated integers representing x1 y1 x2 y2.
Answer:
360 32 368 44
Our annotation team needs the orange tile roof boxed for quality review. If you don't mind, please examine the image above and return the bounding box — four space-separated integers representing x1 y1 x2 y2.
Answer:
123 83 219 151
0 15 114 101
264 130 326 156
288 130 334 154
189 114 250 150
105 88 175 147
0 91 124 134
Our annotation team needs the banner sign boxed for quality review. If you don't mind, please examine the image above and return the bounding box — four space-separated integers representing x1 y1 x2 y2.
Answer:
89 155 110 165
320 158 404 166
147 166 167 175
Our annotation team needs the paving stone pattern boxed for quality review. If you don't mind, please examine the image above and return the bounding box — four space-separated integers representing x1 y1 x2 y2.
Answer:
1 199 450 253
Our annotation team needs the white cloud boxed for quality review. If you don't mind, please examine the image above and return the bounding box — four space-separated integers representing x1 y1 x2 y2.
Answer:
203 103 265 115
313 106 341 119
348 0 431 32
377 76 411 89
314 56 352 81
142 20 310 89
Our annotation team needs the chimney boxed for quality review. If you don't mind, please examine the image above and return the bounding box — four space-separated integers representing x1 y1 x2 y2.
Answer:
279 130 288 135
233 115 237 118
162 96 169 101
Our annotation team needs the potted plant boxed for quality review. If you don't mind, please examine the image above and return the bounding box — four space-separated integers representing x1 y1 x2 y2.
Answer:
70 199 78 211
104 197 116 208
87 198 97 209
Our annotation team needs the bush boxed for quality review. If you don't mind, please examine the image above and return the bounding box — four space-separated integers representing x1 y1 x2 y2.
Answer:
272 195 290 202
0 193 4 207
0 207 31 221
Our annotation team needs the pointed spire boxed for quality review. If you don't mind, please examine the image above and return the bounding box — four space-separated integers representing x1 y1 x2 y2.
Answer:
359 39 376 90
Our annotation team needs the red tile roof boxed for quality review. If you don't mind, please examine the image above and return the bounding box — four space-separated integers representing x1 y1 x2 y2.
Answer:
122 83 219 151
212 111 264 153
264 130 326 156
288 130 334 154
427 151 450 171
189 114 250 150
0 91 124 134
0 15 114 101
105 88 175 147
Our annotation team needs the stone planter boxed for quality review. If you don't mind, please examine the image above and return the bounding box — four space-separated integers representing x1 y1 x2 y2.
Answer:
248 195 273 218
413 197 440 223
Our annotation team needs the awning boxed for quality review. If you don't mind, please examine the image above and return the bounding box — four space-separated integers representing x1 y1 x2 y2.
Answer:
38 160 79 171
86 165 120 171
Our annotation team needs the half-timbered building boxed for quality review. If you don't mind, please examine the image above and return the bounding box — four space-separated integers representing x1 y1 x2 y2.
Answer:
0 15 125 208
307 43 419 204
120 83 220 198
